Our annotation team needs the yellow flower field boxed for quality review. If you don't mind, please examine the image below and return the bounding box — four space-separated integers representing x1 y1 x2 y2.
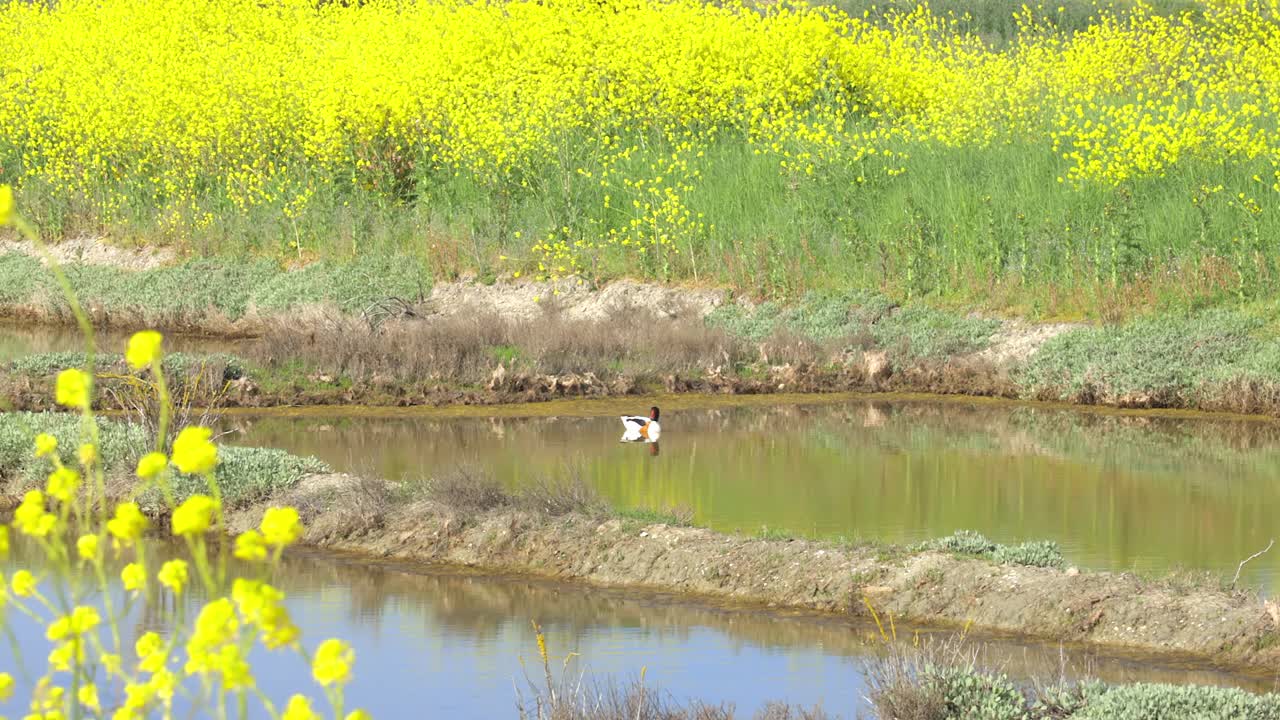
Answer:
1 0 1278 310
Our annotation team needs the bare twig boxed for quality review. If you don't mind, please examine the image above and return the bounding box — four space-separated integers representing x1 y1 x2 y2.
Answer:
1232 539 1274 588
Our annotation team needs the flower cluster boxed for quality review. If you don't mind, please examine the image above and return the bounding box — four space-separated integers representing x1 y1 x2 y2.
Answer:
1 194 371 719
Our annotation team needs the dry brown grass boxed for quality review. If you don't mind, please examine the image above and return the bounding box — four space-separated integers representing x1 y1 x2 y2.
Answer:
425 468 606 518
427 468 512 514
246 307 832 386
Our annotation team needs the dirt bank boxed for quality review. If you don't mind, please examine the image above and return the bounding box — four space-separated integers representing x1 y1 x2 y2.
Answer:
221 472 1280 677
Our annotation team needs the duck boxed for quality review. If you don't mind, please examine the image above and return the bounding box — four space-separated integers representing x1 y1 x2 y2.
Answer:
619 406 661 443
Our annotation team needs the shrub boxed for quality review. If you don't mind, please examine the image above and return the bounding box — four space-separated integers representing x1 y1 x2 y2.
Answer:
914 530 1065 569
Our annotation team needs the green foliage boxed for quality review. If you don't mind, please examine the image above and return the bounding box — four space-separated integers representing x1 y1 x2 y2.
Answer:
706 290 891 342
250 254 428 313
872 306 999 363
162 446 328 508
1069 682 1280 720
706 289 994 363
923 666 1028 720
914 530 1065 569
8 351 119 375
0 413 146 482
1019 309 1280 402
0 413 327 509
614 506 692 527
0 251 430 322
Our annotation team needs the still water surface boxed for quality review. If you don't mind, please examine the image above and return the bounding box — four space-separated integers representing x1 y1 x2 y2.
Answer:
4 541 1273 718
228 398 1280 590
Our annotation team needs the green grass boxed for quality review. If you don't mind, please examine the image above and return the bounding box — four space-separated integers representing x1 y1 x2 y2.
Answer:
614 506 692 527
0 413 328 508
0 252 431 323
1019 308 1280 404
7 135 1280 321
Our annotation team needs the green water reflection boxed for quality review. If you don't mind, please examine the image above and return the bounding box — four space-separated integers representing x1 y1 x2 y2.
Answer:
231 400 1280 591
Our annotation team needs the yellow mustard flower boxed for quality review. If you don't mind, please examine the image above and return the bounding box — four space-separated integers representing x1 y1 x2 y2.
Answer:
346 711 373 720
77 682 101 711
46 606 100 641
172 426 218 474
126 330 164 369
45 466 80 503
11 569 37 597
0 185 12 226
136 451 168 479
79 442 97 467
234 529 268 561
0 671 12 701
149 668 178 701
312 638 354 687
233 579 299 649
121 562 146 592
34 433 58 458
136 632 167 673
108 502 149 544
76 533 99 561
282 694 321 720
261 506 303 547
158 559 189 595
14 489 56 537
55 368 91 409
172 494 216 536
0 525 8 559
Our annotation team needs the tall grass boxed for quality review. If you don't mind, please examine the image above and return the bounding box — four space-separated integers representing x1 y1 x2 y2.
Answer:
3 0 1280 318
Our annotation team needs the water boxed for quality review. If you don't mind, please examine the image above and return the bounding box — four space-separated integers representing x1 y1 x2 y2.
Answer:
0 321 240 362
3 541 1272 719
226 397 1280 590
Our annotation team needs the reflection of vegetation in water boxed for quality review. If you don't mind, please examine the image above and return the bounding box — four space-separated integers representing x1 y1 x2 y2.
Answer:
235 400 1280 588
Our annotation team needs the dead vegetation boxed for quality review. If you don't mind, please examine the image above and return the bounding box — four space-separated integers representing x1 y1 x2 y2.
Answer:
248 308 837 387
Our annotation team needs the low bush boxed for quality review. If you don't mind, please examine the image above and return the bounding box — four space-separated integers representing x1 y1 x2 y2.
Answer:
913 530 1065 569
0 412 327 508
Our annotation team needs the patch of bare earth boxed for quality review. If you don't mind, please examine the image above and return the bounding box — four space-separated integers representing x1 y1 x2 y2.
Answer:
227 473 1280 676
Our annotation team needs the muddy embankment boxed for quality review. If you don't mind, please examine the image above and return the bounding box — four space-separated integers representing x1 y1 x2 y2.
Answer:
216 472 1280 677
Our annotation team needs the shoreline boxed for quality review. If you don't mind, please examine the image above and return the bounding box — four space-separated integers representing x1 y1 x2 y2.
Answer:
216 473 1280 679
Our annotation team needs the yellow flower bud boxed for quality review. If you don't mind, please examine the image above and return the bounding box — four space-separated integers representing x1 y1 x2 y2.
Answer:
108 502 149 544
136 452 168 479
126 330 164 369
0 185 12 226
55 368 91 409
78 442 97 467
76 534 99 561
234 529 268 561
34 433 58 458
46 466 81 503
121 562 146 592
282 694 321 720
11 569 38 597
172 494 216 537
312 638 354 687
171 426 218 474
260 506 303 547
78 683 101 711
158 559 189 595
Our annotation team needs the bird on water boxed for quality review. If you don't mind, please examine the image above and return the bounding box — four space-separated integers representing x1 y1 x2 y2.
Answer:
619 406 661 443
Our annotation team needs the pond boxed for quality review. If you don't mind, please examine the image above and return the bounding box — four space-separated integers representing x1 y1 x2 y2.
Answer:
2 540 1270 719
226 396 1280 591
